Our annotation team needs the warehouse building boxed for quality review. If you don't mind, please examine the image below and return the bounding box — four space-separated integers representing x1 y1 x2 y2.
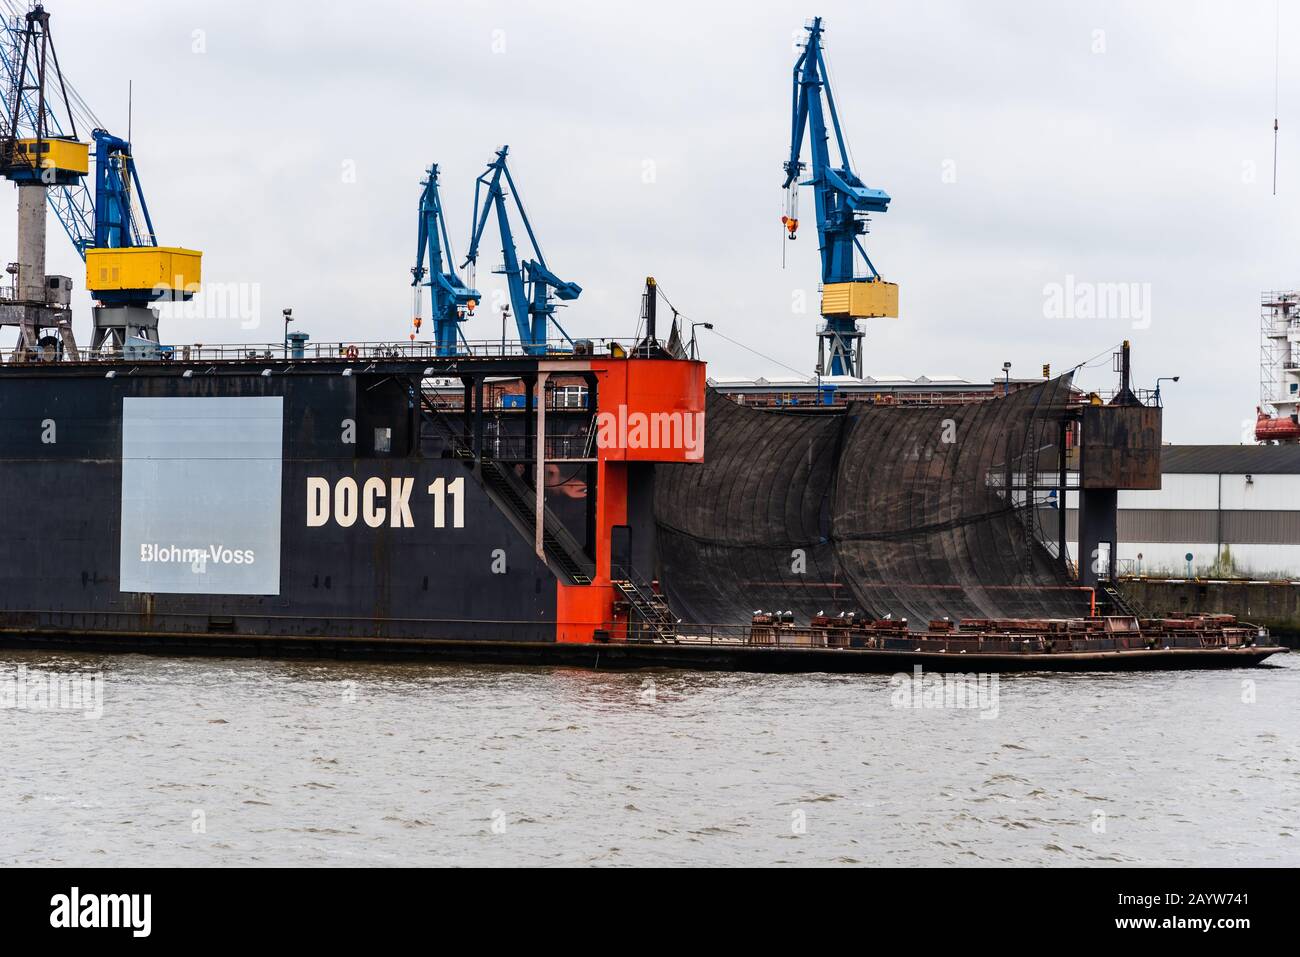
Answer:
1067 445 1300 578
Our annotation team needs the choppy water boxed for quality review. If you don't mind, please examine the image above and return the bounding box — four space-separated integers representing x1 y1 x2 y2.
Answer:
1 648 1296 866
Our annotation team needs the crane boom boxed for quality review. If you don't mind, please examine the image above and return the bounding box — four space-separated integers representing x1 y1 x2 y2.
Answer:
463 146 580 356
783 16 897 378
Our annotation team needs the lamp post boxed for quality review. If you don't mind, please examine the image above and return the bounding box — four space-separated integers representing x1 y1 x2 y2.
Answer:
1154 375 1180 406
282 308 293 357
1002 361 1012 395
689 321 713 360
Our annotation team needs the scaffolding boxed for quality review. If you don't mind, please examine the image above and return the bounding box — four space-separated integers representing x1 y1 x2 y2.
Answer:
1260 291 1299 413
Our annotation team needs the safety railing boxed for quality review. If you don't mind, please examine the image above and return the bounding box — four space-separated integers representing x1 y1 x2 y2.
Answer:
482 434 596 461
422 382 592 414
730 389 1010 408
0 335 655 366
0 607 1268 651
606 618 1266 651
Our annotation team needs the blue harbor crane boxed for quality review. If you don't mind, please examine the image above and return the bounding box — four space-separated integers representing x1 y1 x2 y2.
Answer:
0 4 93 257
82 127 201 350
462 146 581 356
411 163 480 356
0 1 90 357
0 5 200 354
0 9 176 258
782 16 897 378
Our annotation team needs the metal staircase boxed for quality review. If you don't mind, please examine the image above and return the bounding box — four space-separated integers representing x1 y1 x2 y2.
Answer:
417 390 594 585
1097 579 1146 618
612 574 679 643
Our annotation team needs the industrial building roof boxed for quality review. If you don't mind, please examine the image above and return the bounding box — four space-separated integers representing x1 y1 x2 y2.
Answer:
1162 444 1300 475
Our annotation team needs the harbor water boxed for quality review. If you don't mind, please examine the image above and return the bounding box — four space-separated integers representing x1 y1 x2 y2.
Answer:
2 649 1296 867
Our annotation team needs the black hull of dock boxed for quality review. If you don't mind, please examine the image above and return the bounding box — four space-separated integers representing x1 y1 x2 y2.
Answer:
0 627 1284 673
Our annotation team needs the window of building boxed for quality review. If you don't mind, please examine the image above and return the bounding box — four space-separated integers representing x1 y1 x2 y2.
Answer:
554 386 588 409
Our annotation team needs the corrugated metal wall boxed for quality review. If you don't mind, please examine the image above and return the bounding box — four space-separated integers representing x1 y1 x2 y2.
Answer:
1060 471 1300 575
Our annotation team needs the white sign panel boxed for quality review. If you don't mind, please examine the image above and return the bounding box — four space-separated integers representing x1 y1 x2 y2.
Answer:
119 396 283 595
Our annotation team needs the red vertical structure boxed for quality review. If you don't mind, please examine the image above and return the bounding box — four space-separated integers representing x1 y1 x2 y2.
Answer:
554 357 706 642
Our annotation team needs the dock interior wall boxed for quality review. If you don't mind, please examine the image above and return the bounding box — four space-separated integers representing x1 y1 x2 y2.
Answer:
654 378 1087 628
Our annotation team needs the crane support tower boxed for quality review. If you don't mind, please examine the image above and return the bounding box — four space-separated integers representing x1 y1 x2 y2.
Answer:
783 16 897 378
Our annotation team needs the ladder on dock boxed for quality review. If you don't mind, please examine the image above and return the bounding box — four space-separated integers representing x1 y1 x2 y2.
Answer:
1097 579 1146 618
613 575 679 643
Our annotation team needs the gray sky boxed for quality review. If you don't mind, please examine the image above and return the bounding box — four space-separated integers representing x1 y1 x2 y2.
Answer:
6 0 1293 443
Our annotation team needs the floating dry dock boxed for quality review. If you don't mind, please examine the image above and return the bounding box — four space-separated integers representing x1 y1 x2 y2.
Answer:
0 342 1284 673
2 610 1281 672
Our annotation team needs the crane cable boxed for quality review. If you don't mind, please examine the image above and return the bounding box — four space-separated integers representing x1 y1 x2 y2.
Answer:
656 280 815 379
0 0 104 133
1274 0 1280 196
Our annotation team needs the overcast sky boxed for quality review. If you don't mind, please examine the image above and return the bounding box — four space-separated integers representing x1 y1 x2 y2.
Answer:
6 0 1294 443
